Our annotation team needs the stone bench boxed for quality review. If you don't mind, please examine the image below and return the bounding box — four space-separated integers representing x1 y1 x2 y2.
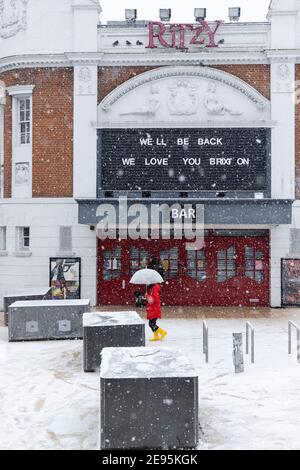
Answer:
8 299 90 342
100 347 199 450
3 287 52 326
83 311 145 372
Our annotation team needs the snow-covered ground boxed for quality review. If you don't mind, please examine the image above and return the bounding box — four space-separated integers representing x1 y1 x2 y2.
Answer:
1 312 300 450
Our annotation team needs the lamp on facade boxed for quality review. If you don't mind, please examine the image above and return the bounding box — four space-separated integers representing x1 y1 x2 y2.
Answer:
228 7 241 22
194 8 207 22
159 8 172 22
125 9 137 23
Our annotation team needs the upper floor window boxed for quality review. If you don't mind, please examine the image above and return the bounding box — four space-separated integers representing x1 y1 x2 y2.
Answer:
0 226 6 251
18 97 31 145
16 226 30 251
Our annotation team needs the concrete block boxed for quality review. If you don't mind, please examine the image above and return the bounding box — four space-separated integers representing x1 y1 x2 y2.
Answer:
8 299 90 342
83 311 145 372
3 287 52 326
100 347 199 450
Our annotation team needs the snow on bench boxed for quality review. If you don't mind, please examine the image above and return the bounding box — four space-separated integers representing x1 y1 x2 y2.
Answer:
100 346 199 450
3 287 52 326
8 299 90 342
83 311 145 372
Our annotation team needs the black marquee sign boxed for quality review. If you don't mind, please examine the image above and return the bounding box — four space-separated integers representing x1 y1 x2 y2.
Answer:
97 128 270 193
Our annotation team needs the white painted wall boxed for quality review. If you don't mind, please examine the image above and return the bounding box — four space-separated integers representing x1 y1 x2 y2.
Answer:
268 0 297 49
270 62 295 199
270 226 290 306
0 0 101 58
0 200 97 309
73 66 98 198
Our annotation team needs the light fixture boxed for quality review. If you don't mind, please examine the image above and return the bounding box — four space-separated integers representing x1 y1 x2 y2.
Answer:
159 8 171 22
125 9 137 23
194 8 207 22
229 7 241 22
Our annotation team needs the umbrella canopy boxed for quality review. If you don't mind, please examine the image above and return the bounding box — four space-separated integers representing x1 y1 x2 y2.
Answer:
130 268 164 285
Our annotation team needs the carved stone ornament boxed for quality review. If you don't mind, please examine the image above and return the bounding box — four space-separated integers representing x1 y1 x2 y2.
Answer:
120 85 161 116
274 63 293 93
100 66 270 112
277 64 290 81
15 161 30 185
167 81 199 116
203 82 243 116
78 66 94 95
0 0 28 39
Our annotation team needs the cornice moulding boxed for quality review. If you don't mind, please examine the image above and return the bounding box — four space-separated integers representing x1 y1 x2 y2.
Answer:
1 49 300 74
93 120 277 129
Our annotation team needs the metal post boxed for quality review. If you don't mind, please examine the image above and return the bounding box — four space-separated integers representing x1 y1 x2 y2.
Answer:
203 321 208 363
233 333 244 373
246 321 255 364
288 321 300 364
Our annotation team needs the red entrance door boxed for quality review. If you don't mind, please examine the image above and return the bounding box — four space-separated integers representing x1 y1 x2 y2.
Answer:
97 235 270 307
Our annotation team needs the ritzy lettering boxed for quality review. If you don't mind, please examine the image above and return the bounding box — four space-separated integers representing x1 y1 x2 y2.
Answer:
147 21 223 49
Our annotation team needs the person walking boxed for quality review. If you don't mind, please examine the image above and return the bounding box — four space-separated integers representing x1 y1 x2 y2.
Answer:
146 283 167 342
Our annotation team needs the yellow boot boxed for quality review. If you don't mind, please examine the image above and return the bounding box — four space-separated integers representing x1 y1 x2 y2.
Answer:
157 327 167 340
149 330 160 342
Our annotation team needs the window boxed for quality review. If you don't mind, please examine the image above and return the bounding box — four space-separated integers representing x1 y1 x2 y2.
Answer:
0 227 6 250
160 247 178 280
59 226 72 252
245 246 264 284
16 227 30 251
187 249 206 282
103 247 121 281
18 97 31 145
130 247 148 275
217 246 237 282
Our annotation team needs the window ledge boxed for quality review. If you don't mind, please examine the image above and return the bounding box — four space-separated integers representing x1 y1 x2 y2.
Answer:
13 251 32 257
56 251 76 257
0 250 8 256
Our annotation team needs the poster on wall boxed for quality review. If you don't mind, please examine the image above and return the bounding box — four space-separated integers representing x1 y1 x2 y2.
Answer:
49 258 81 300
282 259 300 306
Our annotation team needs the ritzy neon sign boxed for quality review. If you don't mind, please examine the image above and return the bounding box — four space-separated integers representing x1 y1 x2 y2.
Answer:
147 21 223 49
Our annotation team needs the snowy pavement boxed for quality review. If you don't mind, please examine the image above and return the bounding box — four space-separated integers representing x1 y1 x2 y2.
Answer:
1 312 300 450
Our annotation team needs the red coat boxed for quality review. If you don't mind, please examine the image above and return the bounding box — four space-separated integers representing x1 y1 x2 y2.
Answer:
146 284 162 320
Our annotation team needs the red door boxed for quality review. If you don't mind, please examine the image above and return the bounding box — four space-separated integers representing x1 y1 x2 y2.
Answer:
97 235 269 307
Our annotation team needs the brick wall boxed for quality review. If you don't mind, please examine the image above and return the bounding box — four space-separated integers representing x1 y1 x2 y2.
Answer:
98 64 271 103
0 68 73 198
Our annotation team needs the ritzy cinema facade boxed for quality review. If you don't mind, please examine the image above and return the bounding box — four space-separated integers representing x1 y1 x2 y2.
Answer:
0 0 300 309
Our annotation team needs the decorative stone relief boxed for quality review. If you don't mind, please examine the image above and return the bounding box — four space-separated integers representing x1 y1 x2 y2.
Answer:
77 66 94 95
274 63 293 93
15 162 30 186
167 81 198 116
100 66 270 112
120 85 161 116
203 82 243 116
0 0 28 39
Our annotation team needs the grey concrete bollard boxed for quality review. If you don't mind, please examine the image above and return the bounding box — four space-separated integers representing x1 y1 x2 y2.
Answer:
8 299 90 341
100 347 199 450
83 311 145 372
